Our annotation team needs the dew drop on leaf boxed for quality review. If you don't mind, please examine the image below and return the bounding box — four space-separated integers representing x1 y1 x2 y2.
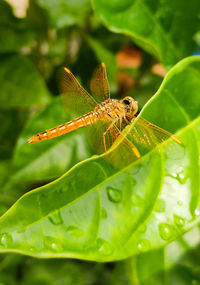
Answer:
158 223 175 240
101 208 108 219
16 227 26 234
194 209 200 217
177 200 183 206
155 198 166 213
66 225 84 237
96 238 113 256
44 236 61 252
106 186 122 203
138 224 147 233
131 177 137 187
51 242 58 250
131 193 145 207
30 247 36 252
48 210 63 225
173 214 185 227
0 233 13 248
137 239 151 252
169 167 187 184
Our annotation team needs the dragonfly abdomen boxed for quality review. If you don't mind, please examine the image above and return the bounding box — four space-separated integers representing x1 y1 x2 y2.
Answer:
27 111 97 144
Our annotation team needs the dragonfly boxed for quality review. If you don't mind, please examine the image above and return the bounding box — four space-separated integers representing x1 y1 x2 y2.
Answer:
27 63 181 158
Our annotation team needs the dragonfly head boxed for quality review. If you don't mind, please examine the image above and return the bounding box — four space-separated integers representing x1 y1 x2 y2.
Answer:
121 96 138 115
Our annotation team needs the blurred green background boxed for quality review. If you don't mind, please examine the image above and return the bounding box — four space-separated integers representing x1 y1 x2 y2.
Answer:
0 0 200 284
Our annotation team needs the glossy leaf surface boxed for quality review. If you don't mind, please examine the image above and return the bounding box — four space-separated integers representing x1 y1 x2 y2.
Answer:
0 56 200 261
0 1 33 53
37 0 90 29
93 0 200 67
0 55 50 109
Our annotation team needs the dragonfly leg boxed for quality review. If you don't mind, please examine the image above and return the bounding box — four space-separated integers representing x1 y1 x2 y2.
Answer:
124 115 134 126
113 124 141 158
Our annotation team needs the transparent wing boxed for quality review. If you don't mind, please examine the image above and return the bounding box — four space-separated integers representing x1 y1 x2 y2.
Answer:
60 67 98 116
87 121 113 154
90 62 110 103
87 120 140 166
125 114 182 152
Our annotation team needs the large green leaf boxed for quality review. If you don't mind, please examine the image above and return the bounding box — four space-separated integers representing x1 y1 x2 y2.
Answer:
93 0 200 67
37 0 90 29
11 97 91 183
0 55 50 109
87 37 118 92
0 56 199 261
0 1 33 53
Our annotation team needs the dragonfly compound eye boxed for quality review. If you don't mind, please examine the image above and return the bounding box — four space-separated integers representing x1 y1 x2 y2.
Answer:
123 99 130 105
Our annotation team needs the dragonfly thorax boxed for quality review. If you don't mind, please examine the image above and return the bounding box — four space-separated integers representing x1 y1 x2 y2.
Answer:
94 97 138 122
94 99 123 121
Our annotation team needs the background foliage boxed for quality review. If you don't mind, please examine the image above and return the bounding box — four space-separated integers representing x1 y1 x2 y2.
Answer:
0 0 200 284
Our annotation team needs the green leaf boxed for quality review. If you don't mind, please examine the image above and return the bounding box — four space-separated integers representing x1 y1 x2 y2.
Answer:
0 55 50 109
37 0 90 29
0 56 199 261
0 1 33 53
133 226 200 284
93 0 200 67
11 97 91 183
87 37 118 92
0 110 27 160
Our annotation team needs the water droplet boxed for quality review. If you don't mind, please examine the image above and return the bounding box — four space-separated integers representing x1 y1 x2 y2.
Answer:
106 186 122 203
66 226 84 237
48 210 63 225
168 167 187 184
131 177 137 187
159 223 175 240
138 224 147 233
173 214 185 227
194 209 200 217
96 238 113 256
44 236 61 252
16 227 26 234
132 193 145 206
155 199 166 213
51 242 58 250
177 200 183 206
101 208 107 219
58 188 64 194
0 233 13 248
137 240 151 252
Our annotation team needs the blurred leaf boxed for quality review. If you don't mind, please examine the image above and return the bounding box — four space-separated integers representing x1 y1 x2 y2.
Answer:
0 1 33 53
37 0 90 29
135 249 165 284
12 97 91 183
132 226 200 284
0 55 51 109
20 259 86 285
87 37 118 92
0 56 199 261
93 0 200 67
0 110 27 160
130 73 162 109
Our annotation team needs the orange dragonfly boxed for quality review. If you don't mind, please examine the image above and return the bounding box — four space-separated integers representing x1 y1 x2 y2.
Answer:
27 63 181 158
